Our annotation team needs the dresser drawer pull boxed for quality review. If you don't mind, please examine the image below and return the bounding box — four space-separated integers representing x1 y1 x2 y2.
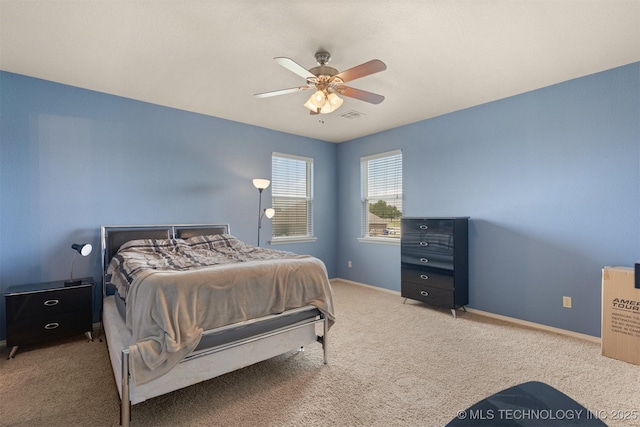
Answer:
420 258 429 263
419 241 428 246
419 225 429 230
44 323 60 330
420 274 429 280
420 290 429 297
44 299 59 307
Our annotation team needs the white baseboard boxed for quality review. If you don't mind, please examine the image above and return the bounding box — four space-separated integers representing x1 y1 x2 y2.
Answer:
464 307 601 344
4 282 599 350
330 278 601 344
331 277 401 296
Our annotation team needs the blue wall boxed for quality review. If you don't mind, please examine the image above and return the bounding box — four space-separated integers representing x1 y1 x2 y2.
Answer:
0 72 338 340
337 63 640 337
1 63 638 340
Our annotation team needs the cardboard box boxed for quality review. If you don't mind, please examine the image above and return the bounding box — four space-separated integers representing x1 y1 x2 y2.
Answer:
601 266 640 365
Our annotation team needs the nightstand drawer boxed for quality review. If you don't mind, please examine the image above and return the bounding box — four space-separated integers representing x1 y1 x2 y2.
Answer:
6 285 92 321
401 282 454 308
6 310 92 347
401 267 453 290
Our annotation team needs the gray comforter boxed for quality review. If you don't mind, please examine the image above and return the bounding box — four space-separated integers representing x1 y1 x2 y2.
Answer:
107 234 335 385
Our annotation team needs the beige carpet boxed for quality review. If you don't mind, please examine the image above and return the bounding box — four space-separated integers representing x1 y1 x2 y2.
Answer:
1 280 639 427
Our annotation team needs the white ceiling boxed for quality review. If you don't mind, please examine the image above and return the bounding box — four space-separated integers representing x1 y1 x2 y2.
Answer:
1 1 639 143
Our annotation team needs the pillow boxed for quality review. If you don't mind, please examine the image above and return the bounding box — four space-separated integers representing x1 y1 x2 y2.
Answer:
185 233 241 249
117 238 187 254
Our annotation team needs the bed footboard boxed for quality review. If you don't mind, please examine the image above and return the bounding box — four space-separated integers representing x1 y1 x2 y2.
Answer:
103 297 328 427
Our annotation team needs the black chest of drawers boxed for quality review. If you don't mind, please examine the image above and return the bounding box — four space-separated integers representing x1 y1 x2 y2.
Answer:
401 217 468 317
5 277 94 358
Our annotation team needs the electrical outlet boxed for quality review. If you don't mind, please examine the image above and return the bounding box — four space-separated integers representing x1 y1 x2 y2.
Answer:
348 261 352 268
563 296 572 308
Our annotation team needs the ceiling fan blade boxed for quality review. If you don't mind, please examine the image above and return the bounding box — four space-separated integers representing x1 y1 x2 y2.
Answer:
338 86 385 104
274 57 316 80
334 59 386 83
254 86 311 98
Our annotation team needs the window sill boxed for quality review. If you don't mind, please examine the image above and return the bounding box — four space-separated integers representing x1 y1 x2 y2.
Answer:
358 237 401 245
269 236 317 245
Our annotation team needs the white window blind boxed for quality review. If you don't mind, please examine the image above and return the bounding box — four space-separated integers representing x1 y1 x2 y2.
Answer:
271 153 313 239
361 150 402 239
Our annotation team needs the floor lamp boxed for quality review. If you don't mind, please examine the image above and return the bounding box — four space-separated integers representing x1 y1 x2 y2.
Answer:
253 178 273 246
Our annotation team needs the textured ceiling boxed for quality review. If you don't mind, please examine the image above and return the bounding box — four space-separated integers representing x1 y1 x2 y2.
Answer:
1 1 639 143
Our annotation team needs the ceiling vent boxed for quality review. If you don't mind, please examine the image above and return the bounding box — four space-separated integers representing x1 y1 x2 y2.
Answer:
339 110 366 120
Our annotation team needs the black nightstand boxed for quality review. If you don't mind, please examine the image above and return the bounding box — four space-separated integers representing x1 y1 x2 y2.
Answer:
5 277 94 359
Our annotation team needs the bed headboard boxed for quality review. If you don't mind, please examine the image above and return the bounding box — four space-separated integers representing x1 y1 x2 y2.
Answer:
101 223 230 295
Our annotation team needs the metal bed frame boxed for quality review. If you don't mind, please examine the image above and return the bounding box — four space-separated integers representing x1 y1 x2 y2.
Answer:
101 224 329 426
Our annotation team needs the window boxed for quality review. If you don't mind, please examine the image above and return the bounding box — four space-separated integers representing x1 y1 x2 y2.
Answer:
271 153 314 242
361 149 402 241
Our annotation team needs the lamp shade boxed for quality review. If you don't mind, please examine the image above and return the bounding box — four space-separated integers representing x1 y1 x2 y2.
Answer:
309 90 326 108
252 178 270 190
327 92 343 110
303 98 318 112
264 208 275 219
65 243 92 286
71 243 92 257
320 93 343 114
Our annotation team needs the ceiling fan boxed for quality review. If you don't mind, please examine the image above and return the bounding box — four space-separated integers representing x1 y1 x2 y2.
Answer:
254 51 387 115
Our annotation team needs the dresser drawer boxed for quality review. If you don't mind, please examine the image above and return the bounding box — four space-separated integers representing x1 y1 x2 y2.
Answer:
401 252 453 271
401 233 454 255
401 239 453 257
402 218 453 234
6 309 92 347
6 286 92 321
401 266 453 290
401 282 454 308
402 219 453 248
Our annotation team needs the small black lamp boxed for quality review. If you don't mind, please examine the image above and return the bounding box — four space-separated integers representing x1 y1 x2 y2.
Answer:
65 243 92 286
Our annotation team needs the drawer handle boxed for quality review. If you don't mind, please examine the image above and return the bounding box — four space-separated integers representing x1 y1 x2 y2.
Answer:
420 258 429 263
419 241 428 246
44 299 59 306
419 225 429 230
420 290 429 296
44 322 60 330
420 274 429 280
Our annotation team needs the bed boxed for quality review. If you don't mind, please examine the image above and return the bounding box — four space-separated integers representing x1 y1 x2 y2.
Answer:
101 224 334 427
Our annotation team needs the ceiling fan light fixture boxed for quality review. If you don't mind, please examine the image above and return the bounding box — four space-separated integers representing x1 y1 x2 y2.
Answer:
304 90 344 114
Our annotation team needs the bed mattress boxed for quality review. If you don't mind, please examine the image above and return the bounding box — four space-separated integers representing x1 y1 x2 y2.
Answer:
112 290 321 351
